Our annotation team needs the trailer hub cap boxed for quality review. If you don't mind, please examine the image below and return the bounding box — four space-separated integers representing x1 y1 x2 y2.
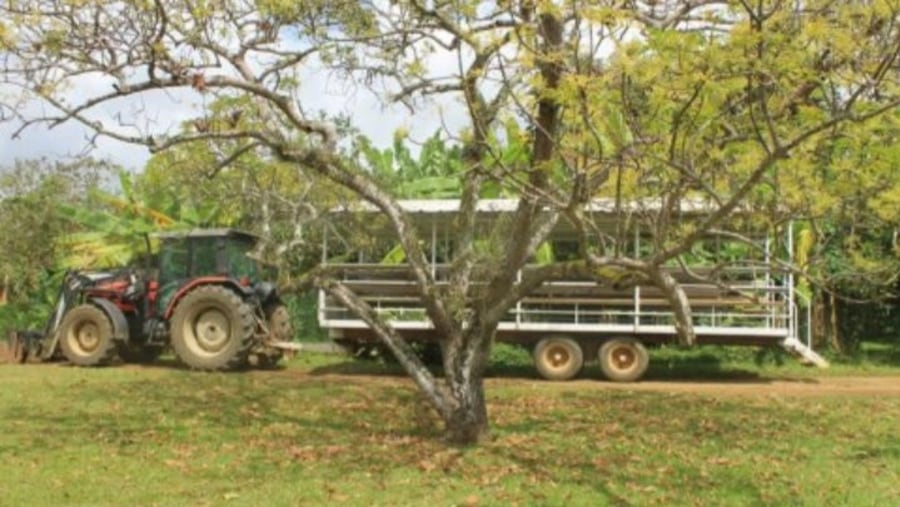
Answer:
610 346 636 371
192 309 230 353
547 345 570 368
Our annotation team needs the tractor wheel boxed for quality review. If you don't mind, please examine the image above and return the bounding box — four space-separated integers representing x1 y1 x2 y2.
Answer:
598 338 649 382
58 305 119 366
170 285 254 370
533 336 584 381
117 343 164 364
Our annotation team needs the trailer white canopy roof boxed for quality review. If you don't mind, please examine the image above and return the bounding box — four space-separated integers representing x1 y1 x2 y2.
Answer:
335 198 728 216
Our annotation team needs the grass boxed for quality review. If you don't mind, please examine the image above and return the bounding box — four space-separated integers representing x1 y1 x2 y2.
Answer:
0 351 898 507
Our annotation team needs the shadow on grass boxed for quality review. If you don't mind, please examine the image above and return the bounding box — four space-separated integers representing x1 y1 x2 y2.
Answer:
305 347 810 385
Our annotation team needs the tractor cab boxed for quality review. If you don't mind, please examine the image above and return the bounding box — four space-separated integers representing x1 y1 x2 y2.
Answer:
154 229 271 315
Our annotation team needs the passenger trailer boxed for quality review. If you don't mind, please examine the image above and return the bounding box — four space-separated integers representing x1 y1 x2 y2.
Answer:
318 199 827 381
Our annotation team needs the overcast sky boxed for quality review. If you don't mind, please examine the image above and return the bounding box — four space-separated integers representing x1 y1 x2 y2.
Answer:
0 67 467 173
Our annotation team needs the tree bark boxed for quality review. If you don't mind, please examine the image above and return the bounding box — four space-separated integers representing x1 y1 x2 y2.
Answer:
440 326 493 444
811 289 827 348
444 369 489 444
829 292 843 354
647 268 697 345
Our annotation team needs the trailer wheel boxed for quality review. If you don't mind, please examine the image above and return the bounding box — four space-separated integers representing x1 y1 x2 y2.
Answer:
58 304 119 366
170 285 254 370
533 336 584 381
598 338 649 382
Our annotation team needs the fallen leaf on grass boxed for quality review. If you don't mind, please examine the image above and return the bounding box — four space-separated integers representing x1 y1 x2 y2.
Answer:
288 445 317 461
163 459 190 472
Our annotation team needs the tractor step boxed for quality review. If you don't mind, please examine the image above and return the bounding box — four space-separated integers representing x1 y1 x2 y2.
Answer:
781 337 829 368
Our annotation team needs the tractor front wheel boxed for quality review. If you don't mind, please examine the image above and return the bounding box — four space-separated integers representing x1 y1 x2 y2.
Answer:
170 286 254 371
58 305 119 366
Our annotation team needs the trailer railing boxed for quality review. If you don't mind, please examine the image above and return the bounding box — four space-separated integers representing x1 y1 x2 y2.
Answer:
319 263 796 343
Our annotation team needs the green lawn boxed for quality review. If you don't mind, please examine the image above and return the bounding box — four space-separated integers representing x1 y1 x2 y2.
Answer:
0 352 898 506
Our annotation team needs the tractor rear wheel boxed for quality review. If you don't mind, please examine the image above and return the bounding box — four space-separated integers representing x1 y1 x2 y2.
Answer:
58 304 119 366
170 285 254 370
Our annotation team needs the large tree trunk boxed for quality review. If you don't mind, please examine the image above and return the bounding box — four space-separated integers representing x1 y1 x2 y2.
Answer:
811 289 827 348
325 279 494 444
828 292 843 354
440 327 493 444
444 369 489 444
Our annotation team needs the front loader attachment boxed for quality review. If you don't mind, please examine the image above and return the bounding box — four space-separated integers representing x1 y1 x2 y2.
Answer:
0 271 81 365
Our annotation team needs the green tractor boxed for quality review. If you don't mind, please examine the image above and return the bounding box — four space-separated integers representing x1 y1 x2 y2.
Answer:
5 229 295 370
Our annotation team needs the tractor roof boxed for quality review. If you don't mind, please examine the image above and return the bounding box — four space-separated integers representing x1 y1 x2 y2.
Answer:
153 228 258 241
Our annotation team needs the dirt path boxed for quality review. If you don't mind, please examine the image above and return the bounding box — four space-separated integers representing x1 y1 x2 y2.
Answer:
284 368 900 398
542 376 900 397
10 359 900 398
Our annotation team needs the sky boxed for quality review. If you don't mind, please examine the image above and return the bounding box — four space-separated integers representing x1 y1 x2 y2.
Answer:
0 66 467 173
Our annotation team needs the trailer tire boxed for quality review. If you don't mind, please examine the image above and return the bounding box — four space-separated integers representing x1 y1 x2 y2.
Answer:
58 304 119 366
170 285 254 371
533 336 584 381
598 338 649 382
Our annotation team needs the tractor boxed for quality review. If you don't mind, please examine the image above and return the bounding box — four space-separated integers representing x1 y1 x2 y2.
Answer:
3 229 294 370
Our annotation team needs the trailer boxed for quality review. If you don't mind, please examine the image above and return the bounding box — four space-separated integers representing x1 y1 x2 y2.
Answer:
318 199 827 381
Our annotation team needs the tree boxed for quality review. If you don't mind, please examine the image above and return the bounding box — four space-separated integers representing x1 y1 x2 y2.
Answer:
790 109 900 351
2 1 897 444
0 158 116 327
